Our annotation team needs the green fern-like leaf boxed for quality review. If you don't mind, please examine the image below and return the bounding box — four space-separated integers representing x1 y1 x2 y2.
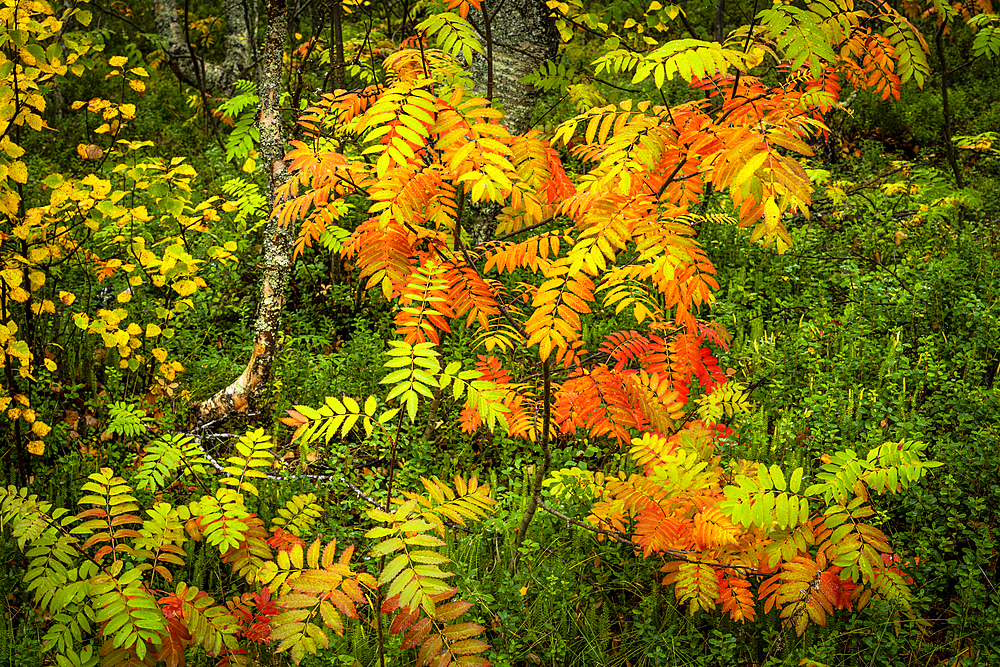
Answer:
382 341 443 422
290 394 383 446
190 488 252 555
415 12 483 65
90 572 165 662
133 502 188 583
367 499 455 616
135 433 211 492
73 468 142 563
221 428 275 496
970 13 1000 57
106 401 149 438
272 493 323 537
758 6 837 76
221 176 267 230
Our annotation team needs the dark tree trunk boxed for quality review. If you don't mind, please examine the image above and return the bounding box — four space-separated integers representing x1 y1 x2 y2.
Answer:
712 0 725 43
192 0 294 425
935 23 964 189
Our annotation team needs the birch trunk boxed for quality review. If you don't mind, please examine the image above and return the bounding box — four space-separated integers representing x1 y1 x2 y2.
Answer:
466 0 558 245
468 0 559 136
191 0 293 425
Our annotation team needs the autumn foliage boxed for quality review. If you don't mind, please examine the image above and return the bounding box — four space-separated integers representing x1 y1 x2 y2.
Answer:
0 0 948 664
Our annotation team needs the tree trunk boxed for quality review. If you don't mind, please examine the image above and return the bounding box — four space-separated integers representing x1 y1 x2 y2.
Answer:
467 0 559 136
465 0 558 245
935 23 964 189
191 0 294 425
712 0 725 43
154 0 253 93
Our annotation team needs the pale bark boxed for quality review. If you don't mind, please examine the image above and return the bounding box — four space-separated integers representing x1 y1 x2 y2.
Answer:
467 0 559 137
154 0 254 93
192 0 293 425
466 0 558 245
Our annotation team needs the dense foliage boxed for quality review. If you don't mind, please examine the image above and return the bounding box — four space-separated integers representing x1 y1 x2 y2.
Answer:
1 0 999 665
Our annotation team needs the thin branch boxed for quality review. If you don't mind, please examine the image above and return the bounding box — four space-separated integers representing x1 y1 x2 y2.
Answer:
494 215 557 242
460 246 529 338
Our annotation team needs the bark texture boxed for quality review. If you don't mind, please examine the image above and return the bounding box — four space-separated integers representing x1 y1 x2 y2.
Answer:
191 0 293 425
154 0 253 93
712 0 725 43
466 0 558 245
467 0 559 137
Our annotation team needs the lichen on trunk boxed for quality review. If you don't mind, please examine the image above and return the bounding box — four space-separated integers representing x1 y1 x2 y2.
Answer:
192 0 292 425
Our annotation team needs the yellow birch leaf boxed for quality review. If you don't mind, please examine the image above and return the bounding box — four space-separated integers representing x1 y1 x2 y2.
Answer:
1 268 22 287
172 279 197 297
9 161 27 183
